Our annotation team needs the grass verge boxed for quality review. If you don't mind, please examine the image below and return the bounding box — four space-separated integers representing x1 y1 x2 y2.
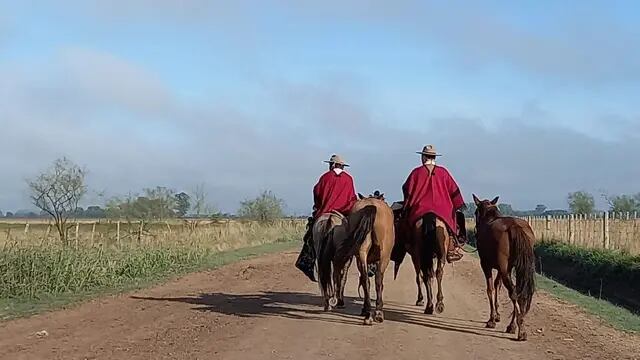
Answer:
0 240 298 321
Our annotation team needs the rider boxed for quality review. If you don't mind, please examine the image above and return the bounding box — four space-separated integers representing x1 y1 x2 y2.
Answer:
400 145 467 263
295 154 357 282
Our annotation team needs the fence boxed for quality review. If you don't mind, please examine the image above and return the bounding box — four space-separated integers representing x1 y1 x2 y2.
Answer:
466 212 640 255
1 219 307 249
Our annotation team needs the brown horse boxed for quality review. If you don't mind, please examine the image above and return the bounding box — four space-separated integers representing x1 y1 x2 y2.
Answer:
332 197 395 325
391 205 426 307
473 194 536 341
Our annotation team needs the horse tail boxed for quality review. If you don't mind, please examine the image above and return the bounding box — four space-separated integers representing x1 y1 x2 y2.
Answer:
420 213 437 272
317 220 336 302
510 225 536 315
334 205 377 267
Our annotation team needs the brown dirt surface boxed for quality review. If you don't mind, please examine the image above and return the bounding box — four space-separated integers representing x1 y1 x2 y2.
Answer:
1 249 639 360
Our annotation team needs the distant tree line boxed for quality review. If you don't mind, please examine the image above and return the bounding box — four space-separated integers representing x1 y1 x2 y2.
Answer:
4 157 288 245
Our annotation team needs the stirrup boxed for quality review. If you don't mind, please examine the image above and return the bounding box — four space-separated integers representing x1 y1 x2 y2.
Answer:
447 250 463 263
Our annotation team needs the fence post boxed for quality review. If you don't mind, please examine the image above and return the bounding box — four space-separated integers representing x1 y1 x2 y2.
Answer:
91 223 96 243
75 222 80 249
138 221 144 243
117 221 121 247
603 211 610 250
569 214 575 244
24 222 30 234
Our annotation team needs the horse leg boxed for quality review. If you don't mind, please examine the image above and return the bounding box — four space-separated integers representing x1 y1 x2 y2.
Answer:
494 276 502 323
500 269 520 336
336 257 351 309
374 258 386 323
422 255 435 315
434 225 447 314
358 256 373 325
483 266 497 328
412 253 424 306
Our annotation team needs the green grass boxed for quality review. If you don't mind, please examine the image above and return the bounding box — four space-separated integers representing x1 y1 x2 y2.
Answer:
535 274 640 333
0 239 298 321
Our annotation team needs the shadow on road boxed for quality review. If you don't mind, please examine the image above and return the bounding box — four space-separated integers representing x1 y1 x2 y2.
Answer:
132 291 513 341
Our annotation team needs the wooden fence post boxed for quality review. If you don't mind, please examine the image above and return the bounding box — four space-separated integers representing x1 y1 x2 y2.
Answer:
117 221 121 247
24 222 30 234
75 222 80 249
603 211 610 250
138 221 144 243
569 214 575 244
91 223 96 243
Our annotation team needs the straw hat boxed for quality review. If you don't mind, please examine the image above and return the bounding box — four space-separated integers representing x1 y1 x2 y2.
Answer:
324 154 349 166
416 144 442 156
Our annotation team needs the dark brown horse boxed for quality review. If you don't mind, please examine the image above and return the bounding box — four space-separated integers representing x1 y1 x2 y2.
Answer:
473 194 536 341
333 197 395 325
391 203 425 307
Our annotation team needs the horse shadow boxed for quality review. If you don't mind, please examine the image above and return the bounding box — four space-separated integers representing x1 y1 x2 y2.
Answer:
131 291 514 341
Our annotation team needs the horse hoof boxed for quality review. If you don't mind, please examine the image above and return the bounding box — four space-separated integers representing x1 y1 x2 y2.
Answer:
374 311 384 323
424 305 434 315
336 300 345 309
517 332 528 341
485 321 496 329
360 309 369 316
329 297 338 307
323 305 332 312
416 300 425 307
506 324 517 334
435 302 445 314
495 313 501 323
363 317 373 326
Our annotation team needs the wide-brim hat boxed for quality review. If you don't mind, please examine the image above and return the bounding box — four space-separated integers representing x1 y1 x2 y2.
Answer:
416 144 442 156
324 154 349 166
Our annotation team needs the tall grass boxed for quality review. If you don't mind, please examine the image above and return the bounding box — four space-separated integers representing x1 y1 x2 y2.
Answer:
0 220 304 312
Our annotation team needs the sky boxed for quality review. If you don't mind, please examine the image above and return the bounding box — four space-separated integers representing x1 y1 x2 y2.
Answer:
1 1 639 214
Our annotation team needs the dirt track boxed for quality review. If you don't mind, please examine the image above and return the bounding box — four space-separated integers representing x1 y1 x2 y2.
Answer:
1 249 638 360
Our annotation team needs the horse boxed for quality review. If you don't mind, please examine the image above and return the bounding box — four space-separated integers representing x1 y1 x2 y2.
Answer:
390 203 426 307
473 194 536 341
313 211 352 311
332 196 395 325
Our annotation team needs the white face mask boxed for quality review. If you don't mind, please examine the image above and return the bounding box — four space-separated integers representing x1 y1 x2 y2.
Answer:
423 158 436 166
333 168 344 175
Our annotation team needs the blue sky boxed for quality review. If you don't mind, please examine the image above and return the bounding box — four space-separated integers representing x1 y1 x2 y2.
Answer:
1 1 639 214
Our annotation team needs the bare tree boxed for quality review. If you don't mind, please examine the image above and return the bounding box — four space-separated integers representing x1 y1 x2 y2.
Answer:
27 157 87 245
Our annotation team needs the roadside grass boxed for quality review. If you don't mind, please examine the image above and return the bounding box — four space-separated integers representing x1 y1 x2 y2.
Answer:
0 239 299 321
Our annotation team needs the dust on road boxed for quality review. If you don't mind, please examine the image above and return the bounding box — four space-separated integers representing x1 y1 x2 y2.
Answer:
0 249 638 360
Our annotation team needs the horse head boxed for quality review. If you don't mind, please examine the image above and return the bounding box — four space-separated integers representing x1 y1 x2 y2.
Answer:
472 194 501 223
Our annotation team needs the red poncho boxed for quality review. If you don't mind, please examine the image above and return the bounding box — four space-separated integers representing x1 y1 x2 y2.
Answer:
313 170 357 219
402 165 464 234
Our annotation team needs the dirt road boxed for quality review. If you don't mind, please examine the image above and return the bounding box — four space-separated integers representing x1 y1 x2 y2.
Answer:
1 249 638 360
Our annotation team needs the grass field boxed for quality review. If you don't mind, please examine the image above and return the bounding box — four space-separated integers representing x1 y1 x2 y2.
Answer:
0 219 305 321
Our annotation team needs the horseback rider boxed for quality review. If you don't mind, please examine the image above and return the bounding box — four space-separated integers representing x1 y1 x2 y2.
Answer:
296 154 357 282
399 145 467 263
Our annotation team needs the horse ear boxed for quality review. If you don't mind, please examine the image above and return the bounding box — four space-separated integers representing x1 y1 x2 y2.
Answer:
358 193 364 200
491 196 499 205
472 194 481 206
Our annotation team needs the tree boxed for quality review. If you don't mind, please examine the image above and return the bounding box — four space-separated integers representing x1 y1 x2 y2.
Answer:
238 190 285 222
27 157 87 245
85 205 106 218
462 202 476 217
567 191 595 214
534 204 547 215
497 203 515 215
0 210 3 217
174 192 191 217
5 212 13 218
608 194 640 213
191 183 217 217
106 187 178 220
